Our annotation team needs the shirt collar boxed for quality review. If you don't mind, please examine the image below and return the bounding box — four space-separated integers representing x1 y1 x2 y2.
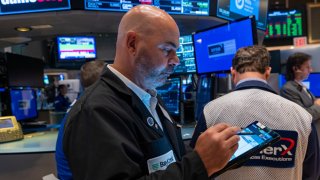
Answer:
236 78 267 87
107 65 152 106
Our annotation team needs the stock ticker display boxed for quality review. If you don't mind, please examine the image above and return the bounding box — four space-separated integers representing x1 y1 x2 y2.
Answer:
0 0 70 15
265 10 303 38
85 0 209 15
156 78 180 115
174 35 196 74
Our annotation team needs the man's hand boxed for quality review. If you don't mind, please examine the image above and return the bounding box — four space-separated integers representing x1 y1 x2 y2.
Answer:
194 123 240 177
314 99 320 106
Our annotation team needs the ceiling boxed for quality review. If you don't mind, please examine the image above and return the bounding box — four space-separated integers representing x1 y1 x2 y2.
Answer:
0 10 226 48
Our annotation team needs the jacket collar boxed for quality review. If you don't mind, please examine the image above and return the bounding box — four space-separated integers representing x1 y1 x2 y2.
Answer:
101 67 165 136
234 80 278 95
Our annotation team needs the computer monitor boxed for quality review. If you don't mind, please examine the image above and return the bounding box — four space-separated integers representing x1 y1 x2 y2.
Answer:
265 9 304 39
157 77 181 116
10 89 38 121
174 35 196 74
215 0 269 30
84 0 210 16
0 0 70 15
6 53 44 88
57 36 97 61
305 73 320 97
193 16 257 74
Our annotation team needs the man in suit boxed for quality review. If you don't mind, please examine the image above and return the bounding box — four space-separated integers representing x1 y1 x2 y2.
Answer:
280 52 320 121
192 46 320 180
62 5 240 180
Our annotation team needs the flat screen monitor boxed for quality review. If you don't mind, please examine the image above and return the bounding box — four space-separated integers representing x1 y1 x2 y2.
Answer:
0 0 70 15
6 53 44 88
84 0 210 15
174 35 196 74
278 73 320 97
57 36 97 61
216 0 269 30
265 9 304 39
10 89 38 121
157 77 181 116
193 16 257 74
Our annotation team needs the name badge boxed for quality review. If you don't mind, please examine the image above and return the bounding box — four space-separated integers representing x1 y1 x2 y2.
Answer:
147 150 176 174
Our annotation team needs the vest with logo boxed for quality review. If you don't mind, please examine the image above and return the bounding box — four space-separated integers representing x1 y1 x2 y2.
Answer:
204 88 312 180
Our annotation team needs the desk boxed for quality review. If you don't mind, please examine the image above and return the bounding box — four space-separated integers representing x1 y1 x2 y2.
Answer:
0 131 58 180
0 131 57 154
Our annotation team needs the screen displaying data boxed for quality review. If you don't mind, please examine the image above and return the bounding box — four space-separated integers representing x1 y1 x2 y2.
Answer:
265 9 303 38
175 35 196 74
157 78 180 115
85 0 209 15
230 123 272 161
0 0 70 15
57 36 97 60
193 16 256 74
216 0 268 30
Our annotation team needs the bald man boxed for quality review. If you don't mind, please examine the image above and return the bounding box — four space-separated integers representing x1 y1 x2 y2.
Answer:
63 5 240 180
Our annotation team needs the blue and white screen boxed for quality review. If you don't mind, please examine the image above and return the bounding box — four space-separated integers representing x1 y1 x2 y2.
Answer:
10 89 37 121
193 18 255 74
231 123 272 161
216 0 268 30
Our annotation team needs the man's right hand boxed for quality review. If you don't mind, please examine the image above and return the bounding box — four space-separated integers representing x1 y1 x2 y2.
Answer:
314 99 320 106
194 123 240 177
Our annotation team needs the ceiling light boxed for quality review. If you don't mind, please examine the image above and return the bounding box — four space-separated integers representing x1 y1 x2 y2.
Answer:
15 27 32 32
30 25 53 29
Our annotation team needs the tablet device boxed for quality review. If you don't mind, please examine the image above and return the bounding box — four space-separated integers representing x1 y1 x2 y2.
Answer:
212 121 281 178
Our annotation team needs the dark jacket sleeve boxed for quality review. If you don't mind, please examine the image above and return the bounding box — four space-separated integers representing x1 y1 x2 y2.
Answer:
303 123 320 180
190 112 208 148
63 103 209 180
280 86 320 121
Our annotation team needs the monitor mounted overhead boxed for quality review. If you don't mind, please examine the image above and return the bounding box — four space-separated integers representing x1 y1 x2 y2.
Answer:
263 9 306 46
215 0 269 30
193 16 258 74
265 9 304 39
0 0 70 15
84 0 210 16
57 36 97 61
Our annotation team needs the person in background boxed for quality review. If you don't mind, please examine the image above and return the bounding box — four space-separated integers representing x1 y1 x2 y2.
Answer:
280 52 320 122
79 60 106 89
191 46 320 180
63 5 240 180
55 60 106 180
54 84 71 112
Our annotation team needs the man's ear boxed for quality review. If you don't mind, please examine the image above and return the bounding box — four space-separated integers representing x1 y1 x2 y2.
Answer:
265 66 272 80
230 67 236 83
126 31 137 56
